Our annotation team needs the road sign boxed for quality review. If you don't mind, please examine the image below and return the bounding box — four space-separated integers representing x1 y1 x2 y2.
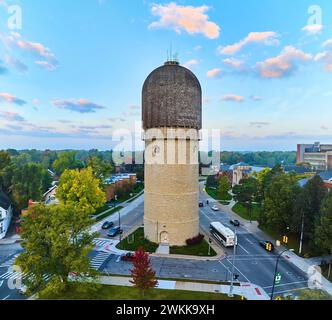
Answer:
275 296 282 300
275 272 282 285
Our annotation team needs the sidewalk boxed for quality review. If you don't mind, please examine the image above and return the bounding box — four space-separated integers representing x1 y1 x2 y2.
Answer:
98 275 269 300
0 234 21 245
201 183 332 296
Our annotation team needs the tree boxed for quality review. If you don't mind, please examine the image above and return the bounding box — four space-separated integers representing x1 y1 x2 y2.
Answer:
0 151 11 192
11 163 52 210
217 176 231 200
297 289 331 300
302 175 328 246
315 192 332 277
16 203 97 295
262 173 301 233
233 177 259 221
52 151 84 175
87 156 113 179
130 247 158 297
57 167 106 215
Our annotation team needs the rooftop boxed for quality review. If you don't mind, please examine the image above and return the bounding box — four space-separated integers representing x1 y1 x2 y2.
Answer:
0 191 11 210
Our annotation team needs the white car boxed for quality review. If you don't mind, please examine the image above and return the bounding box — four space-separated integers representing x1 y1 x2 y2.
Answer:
211 205 219 211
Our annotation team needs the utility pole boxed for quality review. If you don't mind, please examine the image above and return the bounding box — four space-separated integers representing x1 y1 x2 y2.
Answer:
299 210 305 255
229 230 237 297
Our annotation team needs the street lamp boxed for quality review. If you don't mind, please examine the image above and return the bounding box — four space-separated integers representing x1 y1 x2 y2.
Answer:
270 248 294 300
229 229 237 297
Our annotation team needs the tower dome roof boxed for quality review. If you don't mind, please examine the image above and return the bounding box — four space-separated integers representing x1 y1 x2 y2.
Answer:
142 61 202 130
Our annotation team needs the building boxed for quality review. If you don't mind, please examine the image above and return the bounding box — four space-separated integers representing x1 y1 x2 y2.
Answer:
43 185 59 205
298 170 332 191
0 191 13 239
104 173 137 202
219 163 267 186
142 59 202 246
297 142 332 171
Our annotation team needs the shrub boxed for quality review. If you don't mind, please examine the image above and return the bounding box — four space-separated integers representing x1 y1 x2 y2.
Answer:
186 234 204 246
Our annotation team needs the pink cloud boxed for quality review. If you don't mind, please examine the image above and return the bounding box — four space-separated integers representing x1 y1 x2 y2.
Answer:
149 2 220 39
302 24 323 35
223 57 245 69
315 51 332 72
0 92 26 105
207 68 221 78
0 111 25 122
218 31 279 55
323 38 332 48
220 94 244 102
184 59 199 68
256 46 312 78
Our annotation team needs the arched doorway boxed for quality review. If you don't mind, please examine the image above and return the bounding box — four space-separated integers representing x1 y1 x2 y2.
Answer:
160 231 169 244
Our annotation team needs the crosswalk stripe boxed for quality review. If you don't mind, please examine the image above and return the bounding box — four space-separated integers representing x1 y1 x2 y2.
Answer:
90 252 110 270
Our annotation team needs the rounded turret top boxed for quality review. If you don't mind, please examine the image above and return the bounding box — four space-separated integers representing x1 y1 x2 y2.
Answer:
142 61 202 130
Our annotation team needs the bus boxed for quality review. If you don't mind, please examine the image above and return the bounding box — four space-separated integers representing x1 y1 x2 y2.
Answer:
210 222 237 247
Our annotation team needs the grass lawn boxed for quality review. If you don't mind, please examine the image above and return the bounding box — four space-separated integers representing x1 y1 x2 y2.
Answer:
95 206 123 222
205 187 232 202
232 203 261 221
116 227 159 253
93 205 110 216
170 239 217 257
41 283 241 300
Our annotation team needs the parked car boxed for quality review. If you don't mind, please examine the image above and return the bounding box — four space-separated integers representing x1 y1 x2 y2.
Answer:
121 252 135 262
259 240 275 252
107 226 123 238
211 205 219 211
102 221 114 229
199 201 204 207
230 219 240 227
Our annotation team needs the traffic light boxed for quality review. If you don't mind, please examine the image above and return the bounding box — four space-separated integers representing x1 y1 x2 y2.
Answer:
283 236 288 244
266 243 272 251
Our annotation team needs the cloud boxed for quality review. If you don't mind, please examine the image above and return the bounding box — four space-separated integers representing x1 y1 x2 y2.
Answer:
203 97 211 104
109 117 126 122
4 55 28 73
0 111 24 122
256 46 312 78
35 61 57 71
0 32 59 71
323 38 332 48
218 31 279 55
249 122 270 128
251 95 263 101
184 59 199 68
315 51 332 72
0 60 8 75
149 2 220 39
223 57 245 69
0 92 27 105
128 104 140 110
207 68 221 78
53 99 106 113
321 125 328 130
220 94 244 102
302 24 323 35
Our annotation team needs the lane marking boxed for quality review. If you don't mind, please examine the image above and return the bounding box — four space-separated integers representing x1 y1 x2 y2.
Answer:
224 258 251 283
273 286 308 295
2 295 10 300
238 244 250 255
263 280 308 289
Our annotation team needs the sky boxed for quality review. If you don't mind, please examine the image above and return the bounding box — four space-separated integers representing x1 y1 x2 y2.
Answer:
0 0 332 151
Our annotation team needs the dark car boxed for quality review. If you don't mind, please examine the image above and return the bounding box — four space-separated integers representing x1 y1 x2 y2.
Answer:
102 221 114 229
107 226 123 238
121 252 134 262
199 201 204 208
259 240 275 252
230 219 240 227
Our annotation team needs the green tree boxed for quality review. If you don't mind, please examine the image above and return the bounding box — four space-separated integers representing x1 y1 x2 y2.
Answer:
52 151 84 175
0 151 11 191
217 176 231 200
297 289 331 300
87 156 113 179
11 163 52 210
262 173 301 233
233 177 259 221
315 191 332 257
57 167 106 215
16 203 97 295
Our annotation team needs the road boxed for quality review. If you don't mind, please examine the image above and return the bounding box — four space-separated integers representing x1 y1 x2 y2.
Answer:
0 184 309 299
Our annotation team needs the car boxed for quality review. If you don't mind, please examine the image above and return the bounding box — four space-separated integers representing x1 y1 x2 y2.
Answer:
199 201 204 207
107 226 123 238
259 240 275 252
211 205 219 211
121 252 135 262
18 285 27 295
230 219 240 227
102 221 114 229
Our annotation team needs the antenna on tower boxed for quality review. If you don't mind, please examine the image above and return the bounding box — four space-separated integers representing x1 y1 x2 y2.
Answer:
165 43 180 65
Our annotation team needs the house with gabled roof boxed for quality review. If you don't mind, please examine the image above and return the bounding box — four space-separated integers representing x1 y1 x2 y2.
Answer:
0 191 13 239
